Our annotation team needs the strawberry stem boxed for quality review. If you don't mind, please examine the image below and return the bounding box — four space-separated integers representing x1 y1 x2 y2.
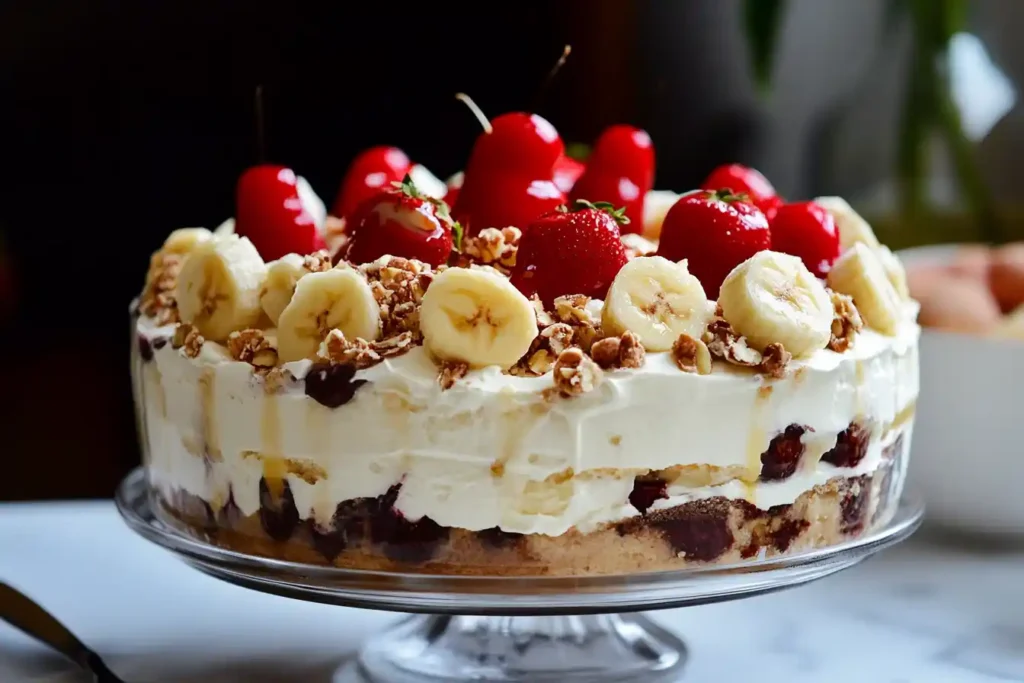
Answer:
559 199 632 226
455 93 493 134
706 188 752 205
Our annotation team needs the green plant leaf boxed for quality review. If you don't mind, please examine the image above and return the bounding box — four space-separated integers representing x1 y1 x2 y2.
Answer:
742 0 787 94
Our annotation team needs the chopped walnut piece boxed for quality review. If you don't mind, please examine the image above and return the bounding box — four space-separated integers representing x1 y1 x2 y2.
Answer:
703 318 762 367
302 250 333 273
172 323 205 358
320 329 415 369
672 334 712 374
526 349 556 375
227 329 278 368
591 331 646 369
139 251 184 325
530 295 555 329
455 226 521 273
551 348 603 397
553 294 595 326
438 360 470 390
828 290 863 353
540 323 575 355
262 367 295 394
357 256 434 338
759 343 791 379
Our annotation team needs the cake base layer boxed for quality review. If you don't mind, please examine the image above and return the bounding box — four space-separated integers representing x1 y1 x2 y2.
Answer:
154 433 908 577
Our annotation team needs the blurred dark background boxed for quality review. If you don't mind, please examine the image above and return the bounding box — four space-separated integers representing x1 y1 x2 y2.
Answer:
1 0 1021 500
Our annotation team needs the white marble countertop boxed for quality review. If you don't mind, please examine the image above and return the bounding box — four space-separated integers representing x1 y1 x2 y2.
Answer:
1 501 1022 682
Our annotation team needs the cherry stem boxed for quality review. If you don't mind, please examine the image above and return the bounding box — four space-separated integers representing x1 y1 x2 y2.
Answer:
532 44 572 111
255 84 267 163
455 93 492 134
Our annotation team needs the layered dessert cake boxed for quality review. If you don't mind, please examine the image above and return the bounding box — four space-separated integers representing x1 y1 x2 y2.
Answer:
132 110 918 576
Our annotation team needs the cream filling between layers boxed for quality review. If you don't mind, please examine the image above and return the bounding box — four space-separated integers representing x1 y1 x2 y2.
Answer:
137 304 919 536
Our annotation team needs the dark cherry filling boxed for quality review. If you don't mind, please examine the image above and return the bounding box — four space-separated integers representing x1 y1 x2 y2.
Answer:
822 422 871 468
258 477 300 541
840 475 871 534
629 477 668 514
138 334 154 362
760 425 806 481
478 527 524 549
368 486 448 562
304 362 368 408
153 337 168 351
654 511 733 561
771 518 809 552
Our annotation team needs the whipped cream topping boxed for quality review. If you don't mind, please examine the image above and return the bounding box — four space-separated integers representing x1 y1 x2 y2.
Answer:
136 299 919 536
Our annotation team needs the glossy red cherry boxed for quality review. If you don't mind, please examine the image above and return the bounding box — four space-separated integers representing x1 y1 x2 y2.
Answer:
770 201 840 278
453 107 566 233
701 163 778 211
569 125 655 235
552 154 586 194
511 200 629 303
656 190 771 298
236 165 326 261
345 175 456 267
332 146 411 221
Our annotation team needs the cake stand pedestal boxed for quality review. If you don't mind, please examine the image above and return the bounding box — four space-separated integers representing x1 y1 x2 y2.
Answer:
115 468 923 682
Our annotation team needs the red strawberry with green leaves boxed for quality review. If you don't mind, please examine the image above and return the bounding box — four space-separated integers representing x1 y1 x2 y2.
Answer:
701 163 779 215
345 175 460 267
656 189 770 298
511 200 629 303
332 146 412 222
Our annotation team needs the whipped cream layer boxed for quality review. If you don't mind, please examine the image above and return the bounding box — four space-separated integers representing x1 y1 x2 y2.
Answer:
136 305 919 536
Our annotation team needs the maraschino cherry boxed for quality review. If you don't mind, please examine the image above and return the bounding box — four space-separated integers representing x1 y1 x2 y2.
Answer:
552 154 585 194
770 201 840 278
235 165 326 262
569 125 655 233
701 163 779 214
345 175 457 267
451 94 566 234
332 146 412 222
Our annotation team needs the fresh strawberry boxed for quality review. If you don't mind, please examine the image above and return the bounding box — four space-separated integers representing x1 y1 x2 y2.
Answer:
701 163 778 213
656 189 770 298
511 200 629 303
332 146 412 222
552 154 586 194
452 107 566 233
236 165 326 261
569 125 655 234
770 201 840 278
345 175 458 267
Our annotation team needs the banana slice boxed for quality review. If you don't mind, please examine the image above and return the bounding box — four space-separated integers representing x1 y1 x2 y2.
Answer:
642 190 680 240
420 267 536 368
876 245 910 300
162 227 213 255
260 254 309 326
277 268 381 363
718 250 833 358
814 196 880 252
827 243 903 336
175 235 268 341
602 255 713 352
213 218 235 237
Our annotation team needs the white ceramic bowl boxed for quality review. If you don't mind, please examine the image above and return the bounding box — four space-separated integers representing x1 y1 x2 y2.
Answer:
898 244 1024 535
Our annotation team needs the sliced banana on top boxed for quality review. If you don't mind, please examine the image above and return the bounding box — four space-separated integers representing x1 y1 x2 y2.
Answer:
277 268 381 363
162 227 213 255
814 196 880 252
718 250 833 358
641 190 680 240
212 218 236 237
420 267 536 369
602 255 713 352
260 254 309 326
827 243 903 336
175 234 268 342
875 245 910 300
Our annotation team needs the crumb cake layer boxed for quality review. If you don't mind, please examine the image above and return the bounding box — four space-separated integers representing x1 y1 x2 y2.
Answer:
157 431 909 576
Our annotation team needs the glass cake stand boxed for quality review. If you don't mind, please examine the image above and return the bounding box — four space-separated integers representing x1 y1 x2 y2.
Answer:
116 468 923 682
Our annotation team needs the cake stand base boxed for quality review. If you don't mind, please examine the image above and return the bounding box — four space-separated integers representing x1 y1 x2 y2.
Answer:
336 613 686 683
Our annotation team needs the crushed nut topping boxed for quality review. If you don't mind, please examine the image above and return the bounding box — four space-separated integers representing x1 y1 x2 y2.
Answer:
319 329 415 369
172 323 205 358
591 331 646 370
703 318 762 367
530 294 555 329
550 348 604 397
828 290 863 353
261 367 296 394
358 256 434 338
454 226 521 273
227 329 278 368
509 322 576 377
438 360 469 390
510 295 603 376
672 333 712 374
553 294 595 326
759 343 791 379
139 251 183 325
302 250 333 273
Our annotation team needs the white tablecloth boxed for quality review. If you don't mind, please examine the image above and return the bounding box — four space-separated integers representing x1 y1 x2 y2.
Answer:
1 501 1022 682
